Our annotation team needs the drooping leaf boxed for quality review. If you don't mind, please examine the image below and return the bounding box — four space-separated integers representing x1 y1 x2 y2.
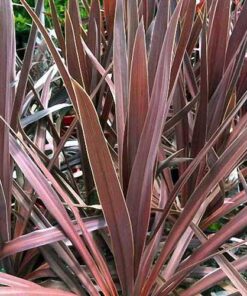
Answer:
182 255 247 296
1 217 106 259
9 133 107 295
20 104 71 128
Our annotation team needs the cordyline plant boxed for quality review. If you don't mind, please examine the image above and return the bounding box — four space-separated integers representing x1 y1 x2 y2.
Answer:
1 0 247 295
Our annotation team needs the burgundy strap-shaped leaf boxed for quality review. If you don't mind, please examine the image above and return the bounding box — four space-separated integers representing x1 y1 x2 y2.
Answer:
126 0 138 70
67 0 89 91
49 0 66 56
148 0 169 93
0 0 15 247
208 0 230 97
113 0 128 179
146 123 247 295
9 134 107 295
1 217 106 259
126 0 183 286
181 255 247 296
0 287 75 296
72 79 134 295
65 11 84 85
103 0 116 37
123 20 149 198
11 0 44 131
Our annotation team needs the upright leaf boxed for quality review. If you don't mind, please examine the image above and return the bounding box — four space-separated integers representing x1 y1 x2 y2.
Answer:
225 0 247 68
208 0 230 97
113 0 128 179
169 0 196 91
127 0 138 69
86 0 101 91
50 0 66 56
72 80 134 295
191 10 208 157
0 0 15 253
148 0 169 92
68 0 89 91
11 0 44 131
124 21 149 195
65 12 83 85
126 0 183 282
103 0 116 37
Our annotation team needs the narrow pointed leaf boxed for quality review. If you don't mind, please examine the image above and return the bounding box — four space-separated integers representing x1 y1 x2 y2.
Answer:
191 11 208 157
65 12 84 85
11 0 44 131
50 0 66 56
148 0 169 92
208 0 230 96
127 0 138 67
20 104 71 128
9 134 108 295
72 80 134 295
182 255 247 296
0 0 15 246
103 0 116 36
124 21 149 194
1 217 106 259
113 0 128 175
0 287 75 296
127 0 183 283
68 0 89 90
147 126 247 293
